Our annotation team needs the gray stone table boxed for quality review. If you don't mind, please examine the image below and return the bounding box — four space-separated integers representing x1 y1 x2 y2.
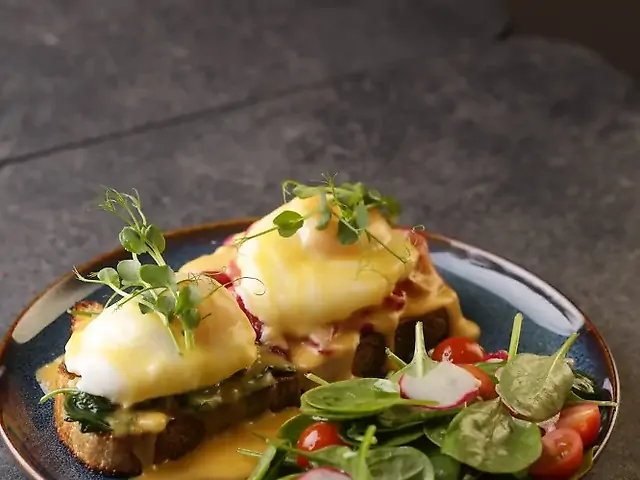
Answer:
0 1 637 479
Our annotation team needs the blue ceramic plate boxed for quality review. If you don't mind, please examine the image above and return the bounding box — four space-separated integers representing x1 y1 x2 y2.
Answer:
0 219 620 480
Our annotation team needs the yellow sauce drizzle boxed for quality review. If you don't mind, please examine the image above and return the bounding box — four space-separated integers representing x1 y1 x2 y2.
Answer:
36 357 62 393
136 408 299 480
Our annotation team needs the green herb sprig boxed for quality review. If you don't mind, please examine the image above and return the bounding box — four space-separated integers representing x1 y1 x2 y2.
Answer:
234 175 416 263
73 188 244 352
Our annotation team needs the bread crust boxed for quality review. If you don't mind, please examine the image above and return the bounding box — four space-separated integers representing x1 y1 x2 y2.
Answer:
53 301 300 477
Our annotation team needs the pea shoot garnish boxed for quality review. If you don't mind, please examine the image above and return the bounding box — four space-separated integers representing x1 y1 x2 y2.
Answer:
74 188 225 352
235 175 416 263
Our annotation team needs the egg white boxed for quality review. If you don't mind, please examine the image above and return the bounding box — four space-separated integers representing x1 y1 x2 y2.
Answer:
64 276 257 407
233 196 419 338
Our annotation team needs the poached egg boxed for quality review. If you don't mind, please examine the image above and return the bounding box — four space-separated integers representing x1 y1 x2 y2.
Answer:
180 194 480 382
64 276 257 407
233 196 419 338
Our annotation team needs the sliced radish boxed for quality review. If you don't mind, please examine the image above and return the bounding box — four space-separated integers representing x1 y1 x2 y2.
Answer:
537 412 561 434
299 467 351 480
400 361 481 409
483 350 509 362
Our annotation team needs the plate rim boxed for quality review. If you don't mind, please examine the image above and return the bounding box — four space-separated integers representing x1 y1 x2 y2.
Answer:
0 218 621 480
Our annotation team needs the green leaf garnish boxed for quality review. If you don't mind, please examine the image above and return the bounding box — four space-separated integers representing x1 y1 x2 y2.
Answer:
118 226 147 255
96 267 120 288
155 293 177 316
337 220 360 245
235 175 412 264
176 283 203 312
117 259 142 285
72 188 240 353
145 224 166 253
139 264 176 289
273 210 305 238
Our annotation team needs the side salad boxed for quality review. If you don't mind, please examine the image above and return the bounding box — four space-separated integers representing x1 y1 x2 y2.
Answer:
243 314 617 480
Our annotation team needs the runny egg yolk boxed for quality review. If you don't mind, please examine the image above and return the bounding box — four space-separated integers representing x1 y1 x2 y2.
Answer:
64 276 257 407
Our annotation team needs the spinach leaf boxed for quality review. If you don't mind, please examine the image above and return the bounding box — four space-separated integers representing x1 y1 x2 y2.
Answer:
572 371 598 398
342 422 380 447
342 422 424 447
460 473 481 480
272 432 434 479
423 445 461 480
567 372 617 407
277 414 317 444
389 322 438 382
247 444 287 480
301 404 379 422
302 378 400 413
273 428 375 478
565 391 618 407
63 391 115 434
301 378 436 419
496 334 578 422
473 361 505 380
441 399 542 474
296 444 357 471
423 418 453 448
353 425 376 479
366 447 435 480
506 313 524 359
379 428 425 447
377 405 460 431
569 445 598 480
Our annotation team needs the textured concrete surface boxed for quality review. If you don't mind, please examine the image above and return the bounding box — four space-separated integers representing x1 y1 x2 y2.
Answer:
0 1 638 479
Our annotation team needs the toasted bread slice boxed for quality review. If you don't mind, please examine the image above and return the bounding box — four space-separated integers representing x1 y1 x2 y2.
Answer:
351 308 449 378
53 301 300 477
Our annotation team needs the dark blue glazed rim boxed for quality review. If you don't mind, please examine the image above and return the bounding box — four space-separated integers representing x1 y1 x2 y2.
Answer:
0 219 620 480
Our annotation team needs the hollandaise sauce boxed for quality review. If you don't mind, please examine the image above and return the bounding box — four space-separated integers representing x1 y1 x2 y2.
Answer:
36 356 62 393
137 408 298 480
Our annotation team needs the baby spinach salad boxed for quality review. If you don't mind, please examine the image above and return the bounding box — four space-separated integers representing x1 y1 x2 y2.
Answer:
244 316 617 480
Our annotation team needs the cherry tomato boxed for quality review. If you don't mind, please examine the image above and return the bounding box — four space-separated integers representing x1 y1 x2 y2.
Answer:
556 403 601 447
431 337 485 364
459 364 497 400
296 422 347 468
529 428 584 478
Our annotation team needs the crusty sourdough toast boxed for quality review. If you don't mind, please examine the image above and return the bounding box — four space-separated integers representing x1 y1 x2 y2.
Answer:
352 309 449 378
53 301 300 477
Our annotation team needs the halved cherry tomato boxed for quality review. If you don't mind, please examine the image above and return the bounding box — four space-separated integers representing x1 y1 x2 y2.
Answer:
529 428 584 478
459 364 497 400
556 403 601 447
296 422 347 468
431 337 485 364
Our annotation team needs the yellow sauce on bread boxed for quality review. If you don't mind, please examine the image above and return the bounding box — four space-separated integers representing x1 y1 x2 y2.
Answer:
136 408 298 480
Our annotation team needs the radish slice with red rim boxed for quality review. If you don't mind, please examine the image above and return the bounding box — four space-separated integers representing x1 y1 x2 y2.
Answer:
400 361 481 409
299 467 351 479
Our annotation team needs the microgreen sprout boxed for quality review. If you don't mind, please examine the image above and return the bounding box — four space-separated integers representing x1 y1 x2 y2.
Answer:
72 188 254 353
234 175 416 263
